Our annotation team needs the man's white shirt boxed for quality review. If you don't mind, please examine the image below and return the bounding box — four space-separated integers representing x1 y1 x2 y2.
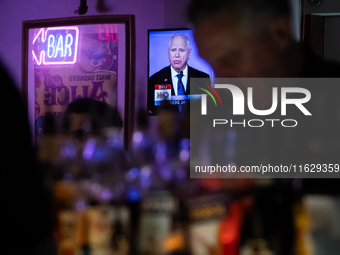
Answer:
170 65 188 96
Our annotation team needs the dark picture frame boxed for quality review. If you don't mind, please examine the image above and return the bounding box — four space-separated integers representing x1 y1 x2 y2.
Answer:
22 15 135 149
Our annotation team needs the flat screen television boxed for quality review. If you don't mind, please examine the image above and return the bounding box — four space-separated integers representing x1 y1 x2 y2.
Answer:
147 28 214 115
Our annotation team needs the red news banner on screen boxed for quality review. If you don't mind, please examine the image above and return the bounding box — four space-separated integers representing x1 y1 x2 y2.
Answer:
154 84 171 105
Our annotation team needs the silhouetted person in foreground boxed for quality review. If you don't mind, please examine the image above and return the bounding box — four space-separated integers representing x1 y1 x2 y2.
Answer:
187 1 340 254
188 0 340 78
1 62 56 254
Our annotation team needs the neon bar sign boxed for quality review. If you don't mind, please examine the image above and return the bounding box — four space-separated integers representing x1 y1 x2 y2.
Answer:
32 27 79 65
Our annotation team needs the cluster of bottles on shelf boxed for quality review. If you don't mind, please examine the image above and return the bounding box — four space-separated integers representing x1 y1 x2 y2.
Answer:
38 107 326 255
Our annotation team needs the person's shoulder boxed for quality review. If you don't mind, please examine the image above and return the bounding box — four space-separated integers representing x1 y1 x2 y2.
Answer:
306 58 340 77
188 66 210 78
302 47 340 77
150 66 171 79
318 60 340 77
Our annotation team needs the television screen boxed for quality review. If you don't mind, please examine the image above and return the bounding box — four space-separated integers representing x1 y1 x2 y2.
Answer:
147 29 214 115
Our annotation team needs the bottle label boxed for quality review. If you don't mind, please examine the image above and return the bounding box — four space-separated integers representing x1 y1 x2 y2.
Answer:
139 191 178 254
187 194 230 255
87 205 130 255
57 210 78 255
188 194 229 222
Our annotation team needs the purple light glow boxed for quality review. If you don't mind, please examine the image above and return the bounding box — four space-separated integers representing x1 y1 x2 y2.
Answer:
127 168 139 180
181 138 190 149
83 139 96 159
176 168 187 180
91 183 102 194
101 188 112 201
60 140 76 159
180 150 190 162
140 166 151 178
155 142 166 163
75 200 86 211
133 131 143 144
128 188 140 202
160 165 172 180
141 178 151 188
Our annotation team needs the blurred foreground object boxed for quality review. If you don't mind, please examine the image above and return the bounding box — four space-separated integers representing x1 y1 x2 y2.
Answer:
1 61 56 254
39 98 131 255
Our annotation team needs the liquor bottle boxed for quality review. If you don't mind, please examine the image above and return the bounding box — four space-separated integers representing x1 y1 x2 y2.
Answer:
136 107 192 255
187 193 231 255
86 126 131 255
52 117 127 255
40 115 81 255
130 109 155 170
293 198 314 255
239 183 295 255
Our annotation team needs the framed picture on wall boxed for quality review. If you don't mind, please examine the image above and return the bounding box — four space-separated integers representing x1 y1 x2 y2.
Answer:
22 15 135 149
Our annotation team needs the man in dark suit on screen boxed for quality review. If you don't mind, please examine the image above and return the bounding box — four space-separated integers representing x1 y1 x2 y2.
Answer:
148 34 210 114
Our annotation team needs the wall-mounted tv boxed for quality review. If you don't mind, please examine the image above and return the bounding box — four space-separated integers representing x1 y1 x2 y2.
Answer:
147 28 214 115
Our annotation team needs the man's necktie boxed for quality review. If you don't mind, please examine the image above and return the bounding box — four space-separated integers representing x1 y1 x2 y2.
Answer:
177 72 184 95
